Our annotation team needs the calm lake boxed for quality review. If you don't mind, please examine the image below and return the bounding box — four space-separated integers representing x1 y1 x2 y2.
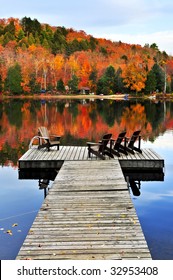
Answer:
0 97 173 260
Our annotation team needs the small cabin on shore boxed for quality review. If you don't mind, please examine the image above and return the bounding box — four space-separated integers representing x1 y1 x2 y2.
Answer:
78 87 90 94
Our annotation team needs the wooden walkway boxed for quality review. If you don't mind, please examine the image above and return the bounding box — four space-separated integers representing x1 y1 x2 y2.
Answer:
17 159 152 260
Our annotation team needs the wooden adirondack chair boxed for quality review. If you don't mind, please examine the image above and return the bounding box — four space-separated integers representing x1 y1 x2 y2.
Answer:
37 126 61 151
106 131 127 157
124 130 142 154
87 133 113 160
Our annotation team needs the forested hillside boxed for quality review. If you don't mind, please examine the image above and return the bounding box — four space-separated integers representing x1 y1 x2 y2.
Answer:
0 17 173 95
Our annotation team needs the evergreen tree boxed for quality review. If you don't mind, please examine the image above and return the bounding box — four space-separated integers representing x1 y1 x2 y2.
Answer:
57 79 65 92
3 32 15 45
17 29 25 41
152 63 165 92
51 28 67 54
20 17 33 35
96 65 116 95
114 67 125 93
28 33 35 45
4 21 15 36
29 73 40 93
96 76 110 95
145 70 157 94
5 63 23 94
68 75 79 93
89 36 98 51
89 69 97 91
20 17 41 37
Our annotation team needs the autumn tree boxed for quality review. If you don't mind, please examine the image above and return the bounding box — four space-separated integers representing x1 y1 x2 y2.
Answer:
0 16 172 95
122 62 147 93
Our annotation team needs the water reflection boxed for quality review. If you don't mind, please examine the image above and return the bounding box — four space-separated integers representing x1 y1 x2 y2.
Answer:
0 98 173 259
124 170 164 197
19 168 58 198
1 98 173 160
38 179 50 198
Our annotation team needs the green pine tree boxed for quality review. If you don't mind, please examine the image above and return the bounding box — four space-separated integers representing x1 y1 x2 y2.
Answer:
5 63 23 94
145 70 157 94
57 79 65 92
68 75 79 93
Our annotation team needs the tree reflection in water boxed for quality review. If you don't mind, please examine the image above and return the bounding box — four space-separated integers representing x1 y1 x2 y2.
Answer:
0 98 173 259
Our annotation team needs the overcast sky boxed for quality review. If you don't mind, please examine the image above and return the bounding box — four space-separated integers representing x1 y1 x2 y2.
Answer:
1 0 173 54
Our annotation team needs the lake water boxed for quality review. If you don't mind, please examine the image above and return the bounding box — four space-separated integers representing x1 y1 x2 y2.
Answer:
0 98 173 260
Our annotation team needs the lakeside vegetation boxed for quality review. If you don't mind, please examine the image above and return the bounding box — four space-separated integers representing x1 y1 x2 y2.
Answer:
1 17 173 96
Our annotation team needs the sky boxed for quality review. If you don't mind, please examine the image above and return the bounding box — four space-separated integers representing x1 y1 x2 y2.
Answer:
1 0 173 54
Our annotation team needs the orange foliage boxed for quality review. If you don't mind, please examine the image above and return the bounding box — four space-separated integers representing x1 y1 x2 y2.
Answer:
66 29 90 42
0 17 171 93
120 104 147 135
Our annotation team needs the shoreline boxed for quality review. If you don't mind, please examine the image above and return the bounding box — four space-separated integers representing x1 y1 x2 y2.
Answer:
1 93 173 101
0 93 128 100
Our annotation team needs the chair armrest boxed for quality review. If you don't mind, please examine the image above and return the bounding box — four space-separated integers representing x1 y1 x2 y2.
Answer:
87 142 102 147
39 136 49 140
50 134 61 141
29 135 43 148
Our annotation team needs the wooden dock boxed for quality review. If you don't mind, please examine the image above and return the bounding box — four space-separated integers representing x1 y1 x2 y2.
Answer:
17 159 152 260
18 146 164 171
17 146 164 259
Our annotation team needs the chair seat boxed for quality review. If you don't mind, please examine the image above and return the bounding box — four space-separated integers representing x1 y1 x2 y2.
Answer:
87 134 113 160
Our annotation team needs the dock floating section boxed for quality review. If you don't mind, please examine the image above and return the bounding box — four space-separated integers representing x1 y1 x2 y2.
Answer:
18 146 164 171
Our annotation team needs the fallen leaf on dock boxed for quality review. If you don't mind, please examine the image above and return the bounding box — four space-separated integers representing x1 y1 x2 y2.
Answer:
6 230 12 235
121 214 127 218
12 223 18 227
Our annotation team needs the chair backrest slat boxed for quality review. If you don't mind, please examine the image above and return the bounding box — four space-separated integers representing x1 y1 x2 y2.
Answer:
38 126 49 143
99 133 112 152
114 131 126 148
128 130 141 148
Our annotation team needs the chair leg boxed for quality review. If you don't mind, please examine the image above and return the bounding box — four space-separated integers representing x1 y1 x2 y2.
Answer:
104 151 114 158
89 148 105 160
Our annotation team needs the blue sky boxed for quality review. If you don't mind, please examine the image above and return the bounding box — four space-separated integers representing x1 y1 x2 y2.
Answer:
1 0 173 54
